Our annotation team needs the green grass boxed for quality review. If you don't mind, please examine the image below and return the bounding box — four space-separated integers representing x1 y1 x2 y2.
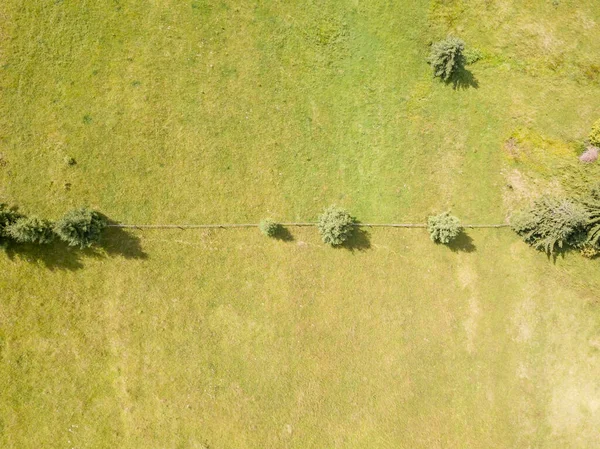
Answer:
1 1 600 448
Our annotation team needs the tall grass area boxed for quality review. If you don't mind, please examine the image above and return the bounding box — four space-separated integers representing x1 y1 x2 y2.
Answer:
1 1 600 448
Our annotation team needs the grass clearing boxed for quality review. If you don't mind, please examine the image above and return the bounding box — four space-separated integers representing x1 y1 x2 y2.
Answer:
1 1 600 447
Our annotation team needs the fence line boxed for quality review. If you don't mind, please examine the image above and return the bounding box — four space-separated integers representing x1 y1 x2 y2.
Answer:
107 223 511 230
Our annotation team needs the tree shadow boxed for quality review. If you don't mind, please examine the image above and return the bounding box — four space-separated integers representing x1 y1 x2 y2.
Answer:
3 240 85 271
272 225 294 242
340 226 371 252
445 67 479 90
447 231 476 253
547 245 581 263
99 224 148 260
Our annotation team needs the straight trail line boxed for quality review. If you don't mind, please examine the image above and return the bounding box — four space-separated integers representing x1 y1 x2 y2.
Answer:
108 223 511 229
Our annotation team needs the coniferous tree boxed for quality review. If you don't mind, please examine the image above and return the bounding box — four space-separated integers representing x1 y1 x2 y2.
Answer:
54 207 107 248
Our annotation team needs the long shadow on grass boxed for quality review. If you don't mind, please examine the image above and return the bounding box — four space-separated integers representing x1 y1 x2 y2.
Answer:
446 67 479 90
447 232 476 253
3 240 86 271
340 226 371 252
273 226 294 242
99 224 148 260
2 221 147 271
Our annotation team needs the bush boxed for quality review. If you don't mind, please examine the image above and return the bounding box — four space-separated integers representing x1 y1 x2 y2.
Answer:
54 207 107 248
7 216 55 244
581 184 600 247
427 37 466 81
259 219 280 237
0 204 22 240
427 211 462 244
317 206 355 246
464 48 483 64
589 119 600 146
511 196 588 254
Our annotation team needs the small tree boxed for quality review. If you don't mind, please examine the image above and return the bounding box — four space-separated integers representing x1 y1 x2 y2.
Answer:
0 204 22 240
427 37 466 81
511 196 588 254
581 184 600 248
427 211 462 244
7 216 55 244
259 219 280 237
54 207 107 248
589 119 600 147
318 206 355 246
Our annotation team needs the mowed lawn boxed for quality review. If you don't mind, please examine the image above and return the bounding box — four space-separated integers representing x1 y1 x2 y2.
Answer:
1 1 600 448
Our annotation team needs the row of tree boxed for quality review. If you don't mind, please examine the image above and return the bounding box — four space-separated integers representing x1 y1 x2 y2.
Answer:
261 191 600 259
260 206 464 247
4 194 598 257
1 203 462 251
0 206 107 248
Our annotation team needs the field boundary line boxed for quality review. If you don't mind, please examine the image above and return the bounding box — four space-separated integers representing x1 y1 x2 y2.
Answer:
108 223 510 229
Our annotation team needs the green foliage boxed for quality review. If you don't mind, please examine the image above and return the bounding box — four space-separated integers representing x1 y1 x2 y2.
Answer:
259 219 280 237
317 206 355 246
54 207 107 248
464 48 483 64
427 211 462 244
6 216 55 244
427 36 466 81
589 119 600 146
0 204 23 240
580 184 600 247
511 196 588 254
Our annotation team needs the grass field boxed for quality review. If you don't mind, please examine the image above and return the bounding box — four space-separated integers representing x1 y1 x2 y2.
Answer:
1 1 600 448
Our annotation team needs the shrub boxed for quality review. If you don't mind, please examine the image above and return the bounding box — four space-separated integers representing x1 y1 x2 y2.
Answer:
259 219 280 237
317 206 355 246
511 196 588 254
427 36 466 81
591 183 600 200
581 184 600 247
7 216 55 244
427 211 462 244
589 119 600 146
0 204 22 240
54 207 107 248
